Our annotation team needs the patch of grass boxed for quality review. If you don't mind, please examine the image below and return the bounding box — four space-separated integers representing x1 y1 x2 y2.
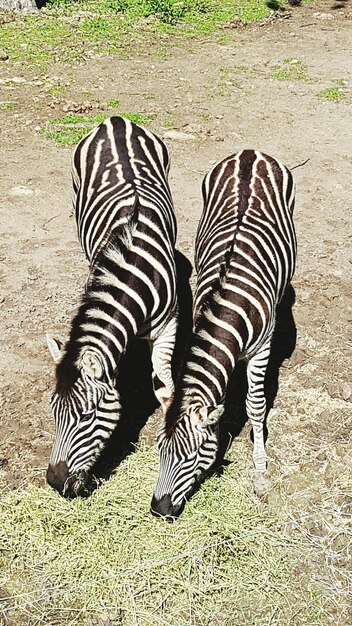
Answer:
47 85 66 95
51 112 108 125
154 46 169 58
0 0 290 70
198 112 212 121
317 84 348 103
107 98 121 108
41 112 157 146
272 58 313 82
233 64 251 73
0 101 15 110
0 442 325 625
0 17 77 69
216 33 232 44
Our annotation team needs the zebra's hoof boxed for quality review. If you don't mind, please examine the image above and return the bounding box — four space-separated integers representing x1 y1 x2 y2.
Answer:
253 471 271 499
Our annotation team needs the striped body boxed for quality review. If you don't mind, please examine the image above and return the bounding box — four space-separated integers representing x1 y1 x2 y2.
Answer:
152 150 296 518
47 117 178 496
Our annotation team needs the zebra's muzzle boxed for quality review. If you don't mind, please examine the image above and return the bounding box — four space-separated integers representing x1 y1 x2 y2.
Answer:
47 460 69 495
150 494 183 521
63 469 90 498
47 462 90 498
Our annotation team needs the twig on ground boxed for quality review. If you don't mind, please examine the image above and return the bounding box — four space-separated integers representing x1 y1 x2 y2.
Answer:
290 158 310 171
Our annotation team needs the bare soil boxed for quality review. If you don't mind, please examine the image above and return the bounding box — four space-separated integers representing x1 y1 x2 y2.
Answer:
0 1 351 622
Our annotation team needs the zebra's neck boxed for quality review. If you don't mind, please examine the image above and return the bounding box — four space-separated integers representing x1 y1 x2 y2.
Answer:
182 301 243 411
58 243 141 391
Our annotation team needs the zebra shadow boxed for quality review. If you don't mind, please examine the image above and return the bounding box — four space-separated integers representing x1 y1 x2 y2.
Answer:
215 283 297 473
91 249 193 485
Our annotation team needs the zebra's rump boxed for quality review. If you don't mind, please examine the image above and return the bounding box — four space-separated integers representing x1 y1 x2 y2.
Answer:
72 116 176 263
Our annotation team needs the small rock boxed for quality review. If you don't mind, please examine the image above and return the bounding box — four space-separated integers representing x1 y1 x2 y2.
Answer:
9 185 34 197
341 383 351 401
163 130 197 141
63 100 94 114
9 77 26 84
313 12 334 19
183 123 202 134
0 50 9 61
316 451 327 463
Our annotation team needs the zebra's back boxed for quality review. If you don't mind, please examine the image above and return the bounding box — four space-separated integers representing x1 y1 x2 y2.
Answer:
194 149 296 355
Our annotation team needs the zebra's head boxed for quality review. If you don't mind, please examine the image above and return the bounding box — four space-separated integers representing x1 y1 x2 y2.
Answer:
151 403 224 519
46 335 120 497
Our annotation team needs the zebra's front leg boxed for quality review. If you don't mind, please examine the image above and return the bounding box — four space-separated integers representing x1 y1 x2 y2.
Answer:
150 314 177 413
246 340 272 498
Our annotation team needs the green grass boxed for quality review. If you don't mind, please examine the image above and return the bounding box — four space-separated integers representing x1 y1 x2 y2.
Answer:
41 112 157 146
272 58 313 82
107 98 121 108
317 83 348 103
0 442 325 626
0 0 288 70
0 101 15 110
47 85 66 96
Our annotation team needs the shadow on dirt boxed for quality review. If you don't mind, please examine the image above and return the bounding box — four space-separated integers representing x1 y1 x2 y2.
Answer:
331 0 349 9
91 249 193 485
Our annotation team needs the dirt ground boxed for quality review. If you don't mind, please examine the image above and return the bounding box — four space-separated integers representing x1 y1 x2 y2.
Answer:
0 1 351 621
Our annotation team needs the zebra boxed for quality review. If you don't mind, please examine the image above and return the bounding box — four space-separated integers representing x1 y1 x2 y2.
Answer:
46 116 178 497
151 149 296 518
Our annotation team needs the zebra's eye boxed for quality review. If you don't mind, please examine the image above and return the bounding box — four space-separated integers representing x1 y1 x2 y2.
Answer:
81 409 95 422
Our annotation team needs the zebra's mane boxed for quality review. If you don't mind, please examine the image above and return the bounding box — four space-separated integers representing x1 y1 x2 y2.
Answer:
89 199 139 289
55 205 140 396
194 249 233 333
164 384 188 437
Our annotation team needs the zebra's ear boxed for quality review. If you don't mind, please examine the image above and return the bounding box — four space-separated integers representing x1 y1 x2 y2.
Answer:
46 333 63 364
81 350 104 380
192 404 224 428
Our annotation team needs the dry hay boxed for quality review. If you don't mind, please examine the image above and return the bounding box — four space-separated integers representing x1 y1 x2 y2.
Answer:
0 438 327 626
0 368 351 626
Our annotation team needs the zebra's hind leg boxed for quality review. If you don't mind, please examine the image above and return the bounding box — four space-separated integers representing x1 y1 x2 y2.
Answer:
150 314 177 413
246 339 272 498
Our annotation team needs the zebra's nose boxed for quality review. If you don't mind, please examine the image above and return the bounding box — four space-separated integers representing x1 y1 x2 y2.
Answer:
150 494 180 520
46 461 69 494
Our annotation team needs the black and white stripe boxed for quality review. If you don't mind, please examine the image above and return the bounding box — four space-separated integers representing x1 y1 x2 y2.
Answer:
46 116 178 496
152 149 296 518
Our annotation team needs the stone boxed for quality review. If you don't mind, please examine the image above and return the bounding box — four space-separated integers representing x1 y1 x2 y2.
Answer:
0 0 38 13
163 130 197 141
341 383 351 401
9 185 34 197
